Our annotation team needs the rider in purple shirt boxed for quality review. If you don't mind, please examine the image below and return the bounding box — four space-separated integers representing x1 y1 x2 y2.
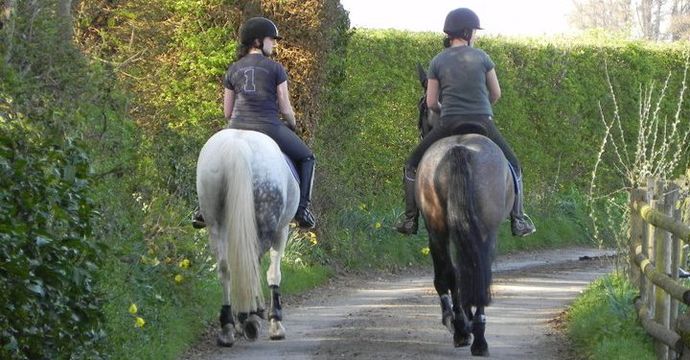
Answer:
194 17 316 229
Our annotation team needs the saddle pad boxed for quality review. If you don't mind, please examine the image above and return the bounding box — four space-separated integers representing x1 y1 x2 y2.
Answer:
283 154 300 184
507 162 519 195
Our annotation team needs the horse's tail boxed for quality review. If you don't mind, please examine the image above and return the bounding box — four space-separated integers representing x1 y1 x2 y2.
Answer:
445 145 492 307
221 141 263 314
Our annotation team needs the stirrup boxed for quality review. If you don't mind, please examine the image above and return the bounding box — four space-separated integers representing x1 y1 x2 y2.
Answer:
511 215 535 237
192 211 206 229
295 206 315 229
395 216 418 235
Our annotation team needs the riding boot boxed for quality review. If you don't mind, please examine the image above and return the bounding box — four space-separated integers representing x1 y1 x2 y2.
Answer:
511 175 536 237
295 156 316 229
192 208 206 229
395 167 419 235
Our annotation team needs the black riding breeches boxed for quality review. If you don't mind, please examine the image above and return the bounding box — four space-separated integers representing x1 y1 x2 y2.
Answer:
405 114 521 178
229 121 314 163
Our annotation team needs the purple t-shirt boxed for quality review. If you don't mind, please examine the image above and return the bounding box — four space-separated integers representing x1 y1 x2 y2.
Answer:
224 54 288 125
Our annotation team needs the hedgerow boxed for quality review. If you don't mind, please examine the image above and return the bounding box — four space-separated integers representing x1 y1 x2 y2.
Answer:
316 30 689 258
0 97 106 359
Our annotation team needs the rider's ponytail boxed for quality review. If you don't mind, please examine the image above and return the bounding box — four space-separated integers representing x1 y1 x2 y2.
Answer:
236 43 252 61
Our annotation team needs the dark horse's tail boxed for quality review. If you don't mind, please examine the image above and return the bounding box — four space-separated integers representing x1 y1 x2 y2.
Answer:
445 145 493 307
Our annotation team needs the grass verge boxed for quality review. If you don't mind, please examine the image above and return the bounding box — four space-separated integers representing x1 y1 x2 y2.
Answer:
102 252 330 360
565 272 655 360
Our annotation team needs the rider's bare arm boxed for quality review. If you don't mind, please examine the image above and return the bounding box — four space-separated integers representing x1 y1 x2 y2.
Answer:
277 81 297 130
224 88 235 123
486 69 501 105
426 78 442 113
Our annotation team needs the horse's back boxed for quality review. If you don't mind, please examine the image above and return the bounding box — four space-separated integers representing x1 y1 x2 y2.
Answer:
416 134 514 233
198 129 282 167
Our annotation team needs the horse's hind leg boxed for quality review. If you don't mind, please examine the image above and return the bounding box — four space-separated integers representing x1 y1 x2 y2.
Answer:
470 306 489 357
214 228 237 347
266 227 288 340
428 234 456 335
217 304 236 347
451 289 472 348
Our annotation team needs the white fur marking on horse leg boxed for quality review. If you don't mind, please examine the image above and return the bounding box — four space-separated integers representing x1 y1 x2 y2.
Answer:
267 247 282 286
269 318 286 340
218 258 232 305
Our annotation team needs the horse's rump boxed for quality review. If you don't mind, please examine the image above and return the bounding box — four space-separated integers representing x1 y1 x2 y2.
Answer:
416 134 513 307
196 129 299 314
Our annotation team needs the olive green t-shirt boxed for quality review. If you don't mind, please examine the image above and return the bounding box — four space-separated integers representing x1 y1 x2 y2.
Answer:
428 46 495 117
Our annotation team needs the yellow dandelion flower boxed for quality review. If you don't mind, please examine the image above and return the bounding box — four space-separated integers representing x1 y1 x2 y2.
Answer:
135 317 145 328
421 247 430 256
374 222 382 229
179 259 190 269
174 274 184 283
128 303 138 315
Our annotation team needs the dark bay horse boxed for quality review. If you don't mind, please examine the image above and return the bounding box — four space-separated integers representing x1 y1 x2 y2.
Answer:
196 129 299 346
415 64 515 356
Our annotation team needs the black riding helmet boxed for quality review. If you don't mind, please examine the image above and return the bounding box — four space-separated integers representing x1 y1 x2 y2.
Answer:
443 8 482 34
240 17 282 45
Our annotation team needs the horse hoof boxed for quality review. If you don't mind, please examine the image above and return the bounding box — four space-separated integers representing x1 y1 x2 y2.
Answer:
269 319 286 340
471 347 490 357
453 332 472 348
242 315 261 341
216 324 236 347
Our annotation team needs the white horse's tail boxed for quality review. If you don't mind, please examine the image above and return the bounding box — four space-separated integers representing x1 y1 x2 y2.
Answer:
221 141 263 314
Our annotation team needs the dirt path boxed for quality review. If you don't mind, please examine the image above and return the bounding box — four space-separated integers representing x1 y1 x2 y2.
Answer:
181 247 615 360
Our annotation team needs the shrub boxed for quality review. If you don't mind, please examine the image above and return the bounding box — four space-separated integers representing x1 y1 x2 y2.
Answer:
0 98 106 360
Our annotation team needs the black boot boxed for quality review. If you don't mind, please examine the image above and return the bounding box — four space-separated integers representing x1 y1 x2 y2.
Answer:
395 167 418 235
192 209 206 229
511 175 536 237
295 156 316 229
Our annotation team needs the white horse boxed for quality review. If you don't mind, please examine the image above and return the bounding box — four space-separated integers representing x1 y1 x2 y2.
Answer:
196 129 299 346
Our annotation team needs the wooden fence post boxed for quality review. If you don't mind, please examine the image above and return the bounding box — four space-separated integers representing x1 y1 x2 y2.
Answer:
631 188 648 288
666 183 681 360
653 178 672 360
645 177 657 328
679 175 690 360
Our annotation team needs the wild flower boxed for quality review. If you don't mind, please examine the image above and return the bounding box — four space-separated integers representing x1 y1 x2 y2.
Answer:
128 303 138 315
134 317 145 328
307 231 318 245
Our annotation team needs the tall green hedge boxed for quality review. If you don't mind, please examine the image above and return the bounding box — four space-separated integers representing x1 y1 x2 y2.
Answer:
316 30 689 256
